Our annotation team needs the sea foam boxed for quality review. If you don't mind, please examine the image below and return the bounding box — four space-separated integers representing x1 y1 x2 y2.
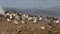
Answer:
0 5 5 15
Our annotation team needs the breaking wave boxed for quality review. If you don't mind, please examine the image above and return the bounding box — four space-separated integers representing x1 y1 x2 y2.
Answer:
0 5 5 15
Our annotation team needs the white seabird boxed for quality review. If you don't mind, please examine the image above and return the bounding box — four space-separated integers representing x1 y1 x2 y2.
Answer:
3 11 10 18
33 16 38 23
55 20 60 23
25 14 29 18
39 16 43 21
21 20 25 24
6 12 10 16
6 18 11 22
9 14 13 19
14 20 18 24
15 15 20 20
22 14 26 20
33 20 37 23
53 19 60 24
45 16 51 22
41 26 45 30
27 17 33 21
12 11 17 17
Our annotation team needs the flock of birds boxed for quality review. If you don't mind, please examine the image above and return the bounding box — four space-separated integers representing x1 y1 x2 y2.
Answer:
0 11 60 30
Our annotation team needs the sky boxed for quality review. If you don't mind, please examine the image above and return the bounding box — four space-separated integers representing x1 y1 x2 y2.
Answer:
0 0 60 9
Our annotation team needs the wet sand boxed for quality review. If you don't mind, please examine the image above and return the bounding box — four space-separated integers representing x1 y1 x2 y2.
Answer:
0 17 60 34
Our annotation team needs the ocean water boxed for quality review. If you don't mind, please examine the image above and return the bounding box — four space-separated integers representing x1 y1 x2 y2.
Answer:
0 0 60 18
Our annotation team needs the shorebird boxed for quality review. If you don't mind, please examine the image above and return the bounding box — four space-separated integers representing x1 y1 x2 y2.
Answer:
25 14 29 19
33 15 38 23
22 14 26 20
53 18 60 24
14 20 18 24
17 13 22 20
55 19 60 23
12 12 20 20
9 14 13 19
3 11 12 22
41 26 45 30
6 18 11 22
15 15 20 20
27 14 33 21
17 13 22 17
33 20 37 23
21 20 25 24
6 12 10 16
27 17 33 21
12 11 17 17
38 16 43 21
4 11 10 18
45 16 52 22
4 11 9 14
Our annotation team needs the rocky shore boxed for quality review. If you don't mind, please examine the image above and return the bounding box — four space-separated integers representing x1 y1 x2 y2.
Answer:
0 11 60 34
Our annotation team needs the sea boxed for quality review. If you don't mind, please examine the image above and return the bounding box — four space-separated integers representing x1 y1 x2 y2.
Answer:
0 0 60 19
